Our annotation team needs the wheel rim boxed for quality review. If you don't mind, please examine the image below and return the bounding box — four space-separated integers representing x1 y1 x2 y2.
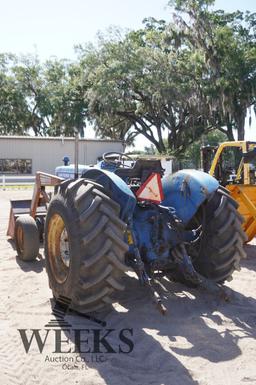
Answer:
60 228 70 267
47 213 70 283
16 225 24 253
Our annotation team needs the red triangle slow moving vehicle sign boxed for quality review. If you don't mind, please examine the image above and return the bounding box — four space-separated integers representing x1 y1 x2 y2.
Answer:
136 173 164 203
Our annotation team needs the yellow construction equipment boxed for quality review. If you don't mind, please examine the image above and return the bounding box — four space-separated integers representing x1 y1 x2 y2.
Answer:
201 141 256 242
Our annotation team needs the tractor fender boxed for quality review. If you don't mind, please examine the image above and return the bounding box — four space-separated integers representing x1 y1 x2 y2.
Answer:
81 168 136 221
161 169 219 225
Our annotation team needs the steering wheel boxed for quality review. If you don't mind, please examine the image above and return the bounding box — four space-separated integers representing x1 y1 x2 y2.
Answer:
102 152 134 168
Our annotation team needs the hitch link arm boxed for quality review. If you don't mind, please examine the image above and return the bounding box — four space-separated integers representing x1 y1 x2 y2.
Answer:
172 244 229 300
126 225 167 315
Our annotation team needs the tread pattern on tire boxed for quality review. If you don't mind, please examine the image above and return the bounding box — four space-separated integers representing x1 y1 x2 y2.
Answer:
192 188 247 283
15 215 39 261
45 179 128 314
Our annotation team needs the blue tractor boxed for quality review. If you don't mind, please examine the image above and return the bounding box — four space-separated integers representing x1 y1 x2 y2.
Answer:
20 152 247 314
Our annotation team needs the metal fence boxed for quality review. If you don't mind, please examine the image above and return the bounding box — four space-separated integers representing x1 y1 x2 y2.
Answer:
0 175 35 189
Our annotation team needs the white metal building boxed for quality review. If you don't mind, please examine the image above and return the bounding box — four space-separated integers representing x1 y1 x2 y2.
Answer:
0 136 124 175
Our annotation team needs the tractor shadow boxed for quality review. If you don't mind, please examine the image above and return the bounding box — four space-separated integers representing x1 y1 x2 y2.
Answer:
8 238 45 272
60 279 200 385
242 243 256 273
58 273 256 385
15 254 45 273
7 238 17 250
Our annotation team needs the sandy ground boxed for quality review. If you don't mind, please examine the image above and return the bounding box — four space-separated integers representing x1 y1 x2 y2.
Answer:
0 188 256 385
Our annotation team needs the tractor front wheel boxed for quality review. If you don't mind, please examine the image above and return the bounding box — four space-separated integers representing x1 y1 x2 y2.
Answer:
15 215 40 261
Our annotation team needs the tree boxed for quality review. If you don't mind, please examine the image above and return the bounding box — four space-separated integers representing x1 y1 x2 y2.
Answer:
43 59 88 137
78 22 222 154
1 0 255 149
0 54 88 137
78 2 255 153
169 0 256 140
0 54 30 135
180 130 227 168
12 55 51 136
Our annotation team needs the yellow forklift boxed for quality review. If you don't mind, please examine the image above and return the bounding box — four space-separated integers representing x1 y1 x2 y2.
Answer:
201 141 256 242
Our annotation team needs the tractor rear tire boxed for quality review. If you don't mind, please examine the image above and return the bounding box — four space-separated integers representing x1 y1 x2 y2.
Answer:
190 188 247 283
44 179 128 314
15 215 40 261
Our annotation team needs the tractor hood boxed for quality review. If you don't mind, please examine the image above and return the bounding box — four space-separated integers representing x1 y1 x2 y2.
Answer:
161 169 219 225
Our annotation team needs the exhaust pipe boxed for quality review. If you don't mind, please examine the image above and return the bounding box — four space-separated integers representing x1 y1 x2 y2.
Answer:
74 130 79 180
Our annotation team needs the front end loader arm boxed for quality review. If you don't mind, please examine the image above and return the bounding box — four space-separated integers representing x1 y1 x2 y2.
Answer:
30 172 64 218
7 172 64 239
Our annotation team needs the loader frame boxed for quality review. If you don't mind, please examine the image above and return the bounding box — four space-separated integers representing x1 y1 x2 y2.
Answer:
7 172 63 239
202 141 256 242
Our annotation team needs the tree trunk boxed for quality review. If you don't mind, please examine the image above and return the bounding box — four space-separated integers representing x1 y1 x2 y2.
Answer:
156 124 166 153
226 123 235 141
236 113 246 141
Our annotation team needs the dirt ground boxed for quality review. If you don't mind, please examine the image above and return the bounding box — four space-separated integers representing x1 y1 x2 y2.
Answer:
0 188 256 385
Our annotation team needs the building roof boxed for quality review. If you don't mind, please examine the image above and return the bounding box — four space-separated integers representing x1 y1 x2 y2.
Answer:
0 135 122 143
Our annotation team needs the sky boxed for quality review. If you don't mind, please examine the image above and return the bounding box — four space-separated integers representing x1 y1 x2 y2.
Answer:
0 0 255 148
0 0 255 61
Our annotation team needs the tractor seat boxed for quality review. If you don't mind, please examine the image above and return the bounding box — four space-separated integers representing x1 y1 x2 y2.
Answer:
115 159 164 183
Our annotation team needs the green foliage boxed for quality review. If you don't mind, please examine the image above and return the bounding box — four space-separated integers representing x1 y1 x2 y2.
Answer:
169 0 215 12
0 54 88 136
170 1 256 140
74 2 255 153
77 20 219 153
180 130 227 168
0 0 255 155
